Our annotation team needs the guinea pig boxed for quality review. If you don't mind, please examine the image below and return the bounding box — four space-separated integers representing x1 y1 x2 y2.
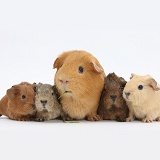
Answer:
0 82 36 121
34 83 62 121
123 74 160 123
98 72 129 122
53 50 105 121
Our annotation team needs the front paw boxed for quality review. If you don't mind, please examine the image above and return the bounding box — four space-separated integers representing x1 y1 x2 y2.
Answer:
126 117 135 122
35 118 45 122
142 118 153 123
87 114 101 121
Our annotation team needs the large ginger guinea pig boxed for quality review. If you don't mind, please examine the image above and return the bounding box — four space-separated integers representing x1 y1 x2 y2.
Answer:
53 50 105 121
0 82 36 121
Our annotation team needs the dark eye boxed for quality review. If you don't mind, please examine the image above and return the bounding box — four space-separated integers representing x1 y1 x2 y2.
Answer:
78 66 84 73
138 85 143 90
120 86 124 90
22 95 26 99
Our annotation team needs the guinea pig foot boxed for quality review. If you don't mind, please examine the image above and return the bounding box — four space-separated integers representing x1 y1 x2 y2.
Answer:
35 118 45 122
156 117 160 121
116 118 126 122
87 114 101 121
126 117 134 122
142 118 153 123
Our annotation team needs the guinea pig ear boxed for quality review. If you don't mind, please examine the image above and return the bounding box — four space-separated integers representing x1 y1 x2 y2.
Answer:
53 58 61 69
130 73 136 79
148 78 160 91
119 77 127 87
52 85 60 99
32 83 37 93
90 62 104 74
7 86 19 99
53 52 71 69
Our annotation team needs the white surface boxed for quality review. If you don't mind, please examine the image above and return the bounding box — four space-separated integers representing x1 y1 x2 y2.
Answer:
1 0 160 160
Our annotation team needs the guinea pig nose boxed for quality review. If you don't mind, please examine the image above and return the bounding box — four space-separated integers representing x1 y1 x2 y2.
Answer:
125 92 130 96
41 100 47 106
59 78 69 84
110 95 117 102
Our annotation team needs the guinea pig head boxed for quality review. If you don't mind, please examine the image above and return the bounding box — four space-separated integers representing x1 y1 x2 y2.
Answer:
7 83 36 116
34 83 59 112
123 74 160 105
103 73 126 107
53 50 105 99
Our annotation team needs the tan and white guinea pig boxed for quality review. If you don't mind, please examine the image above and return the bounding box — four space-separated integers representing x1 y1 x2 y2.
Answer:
34 83 62 121
123 74 160 123
0 82 36 121
53 50 105 121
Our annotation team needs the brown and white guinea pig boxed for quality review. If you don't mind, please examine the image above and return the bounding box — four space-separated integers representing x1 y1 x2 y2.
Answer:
98 72 129 122
34 83 63 121
0 82 36 121
123 74 160 123
53 50 105 121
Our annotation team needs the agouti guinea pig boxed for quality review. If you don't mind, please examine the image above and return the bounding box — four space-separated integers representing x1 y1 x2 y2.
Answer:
98 72 129 122
123 74 160 123
53 50 105 121
34 83 62 121
0 82 36 121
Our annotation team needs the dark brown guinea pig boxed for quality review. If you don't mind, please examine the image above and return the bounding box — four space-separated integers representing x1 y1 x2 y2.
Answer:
0 82 36 121
98 73 129 122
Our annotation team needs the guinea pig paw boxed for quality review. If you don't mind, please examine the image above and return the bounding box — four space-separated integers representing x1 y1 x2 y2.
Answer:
87 114 101 121
142 118 153 123
156 117 160 121
35 118 45 122
126 117 134 122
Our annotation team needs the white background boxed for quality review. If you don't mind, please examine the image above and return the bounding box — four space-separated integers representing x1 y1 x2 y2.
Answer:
0 0 160 159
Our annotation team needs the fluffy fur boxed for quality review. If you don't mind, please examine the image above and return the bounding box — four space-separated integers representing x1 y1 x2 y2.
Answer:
34 83 62 121
0 82 36 121
53 50 105 121
123 74 160 123
98 73 129 121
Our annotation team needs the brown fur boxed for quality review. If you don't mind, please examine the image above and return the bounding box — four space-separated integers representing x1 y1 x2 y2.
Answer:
53 50 105 121
0 82 36 121
98 73 129 121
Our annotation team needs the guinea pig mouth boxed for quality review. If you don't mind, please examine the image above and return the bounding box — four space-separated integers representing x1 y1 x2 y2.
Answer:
58 91 72 100
42 109 48 112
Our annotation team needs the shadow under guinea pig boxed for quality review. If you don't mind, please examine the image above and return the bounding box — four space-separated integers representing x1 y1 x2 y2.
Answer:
98 72 129 122
34 83 63 121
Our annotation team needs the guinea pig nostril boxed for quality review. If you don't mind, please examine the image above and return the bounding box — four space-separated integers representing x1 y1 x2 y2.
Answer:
40 100 47 105
59 79 69 84
110 95 117 102
125 92 130 96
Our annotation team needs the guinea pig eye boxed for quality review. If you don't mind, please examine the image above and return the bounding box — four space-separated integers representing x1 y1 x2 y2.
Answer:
138 85 143 90
120 87 124 90
78 66 84 74
22 95 26 99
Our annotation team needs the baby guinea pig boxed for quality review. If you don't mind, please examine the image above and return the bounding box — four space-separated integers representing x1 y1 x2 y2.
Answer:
0 82 36 121
98 72 129 122
123 74 160 123
34 83 62 121
53 50 105 121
